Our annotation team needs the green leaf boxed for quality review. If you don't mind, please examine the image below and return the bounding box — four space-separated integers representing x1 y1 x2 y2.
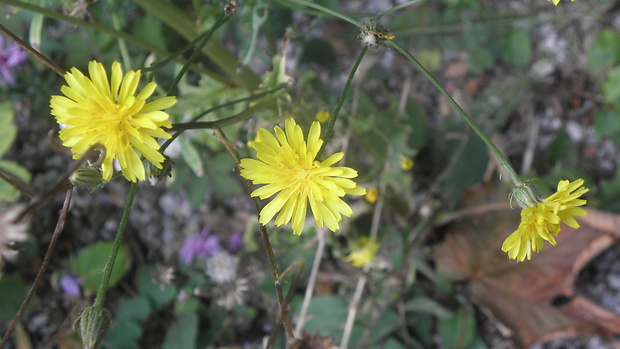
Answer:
116 297 151 322
444 133 489 206
207 153 241 198
71 242 130 292
132 13 166 51
106 319 143 349
602 66 620 105
292 296 348 341
438 307 477 348
0 276 31 320
405 297 452 319
0 160 32 202
300 38 337 71
179 135 203 177
163 312 198 349
501 28 531 67
136 265 177 310
468 44 495 73
587 29 620 70
0 101 16 155
546 131 572 165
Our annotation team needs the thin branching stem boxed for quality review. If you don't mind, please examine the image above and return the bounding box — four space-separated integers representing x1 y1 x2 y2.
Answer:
161 85 287 152
0 189 73 347
166 12 229 96
214 129 295 343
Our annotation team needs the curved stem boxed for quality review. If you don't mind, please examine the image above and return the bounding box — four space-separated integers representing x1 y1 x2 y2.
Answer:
319 46 367 158
166 13 229 96
107 0 132 72
388 40 521 185
0 189 73 347
93 182 137 307
277 0 363 27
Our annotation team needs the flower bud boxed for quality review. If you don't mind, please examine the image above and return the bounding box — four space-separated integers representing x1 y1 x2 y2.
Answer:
69 167 104 192
75 305 112 349
510 181 541 209
145 156 173 185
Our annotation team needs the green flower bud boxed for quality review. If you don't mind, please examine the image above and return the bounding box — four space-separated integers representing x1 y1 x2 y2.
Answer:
74 305 112 349
70 167 104 192
145 156 173 185
510 181 541 209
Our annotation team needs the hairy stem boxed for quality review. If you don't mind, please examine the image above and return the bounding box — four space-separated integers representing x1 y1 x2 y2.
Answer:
319 46 368 158
93 182 137 307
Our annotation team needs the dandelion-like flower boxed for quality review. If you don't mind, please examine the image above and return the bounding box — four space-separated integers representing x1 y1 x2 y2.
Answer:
345 236 380 268
240 118 366 235
51 61 176 182
502 179 589 261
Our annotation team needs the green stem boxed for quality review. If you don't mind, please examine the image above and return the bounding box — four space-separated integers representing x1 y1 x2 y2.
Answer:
278 0 363 27
107 2 132 72
388 41 521 185
166 13 229 96
319 46 367 158
93 183 138 307
161 84 287 152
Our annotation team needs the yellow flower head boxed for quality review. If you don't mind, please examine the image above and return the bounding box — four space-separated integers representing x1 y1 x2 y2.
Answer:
400 156 414 171
51 61 176 182
550 0 574 5
365 187 379 204
240 118 366 235
345 237 380 268
315 111 330 123
502 179 589 261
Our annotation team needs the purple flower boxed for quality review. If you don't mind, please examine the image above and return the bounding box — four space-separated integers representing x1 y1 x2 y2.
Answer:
179 229 222 265
228 232 243 252
0 36 27 87
60 274 82 297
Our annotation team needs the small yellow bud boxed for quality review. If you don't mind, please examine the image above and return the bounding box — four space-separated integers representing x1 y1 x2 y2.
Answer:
315 111 330 123
400 156 414 171
365 188 378 204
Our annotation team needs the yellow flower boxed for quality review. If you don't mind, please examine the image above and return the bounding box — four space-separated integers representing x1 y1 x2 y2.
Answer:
51 61 176 182
345 237 380 268
365 188 378 204
400 156 414 171
502 179 588 261
239 118 366 235
315 111 330 123
550 0 574 5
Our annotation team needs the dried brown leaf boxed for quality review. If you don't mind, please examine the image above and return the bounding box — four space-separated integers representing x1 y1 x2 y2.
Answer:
433 182 620 348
